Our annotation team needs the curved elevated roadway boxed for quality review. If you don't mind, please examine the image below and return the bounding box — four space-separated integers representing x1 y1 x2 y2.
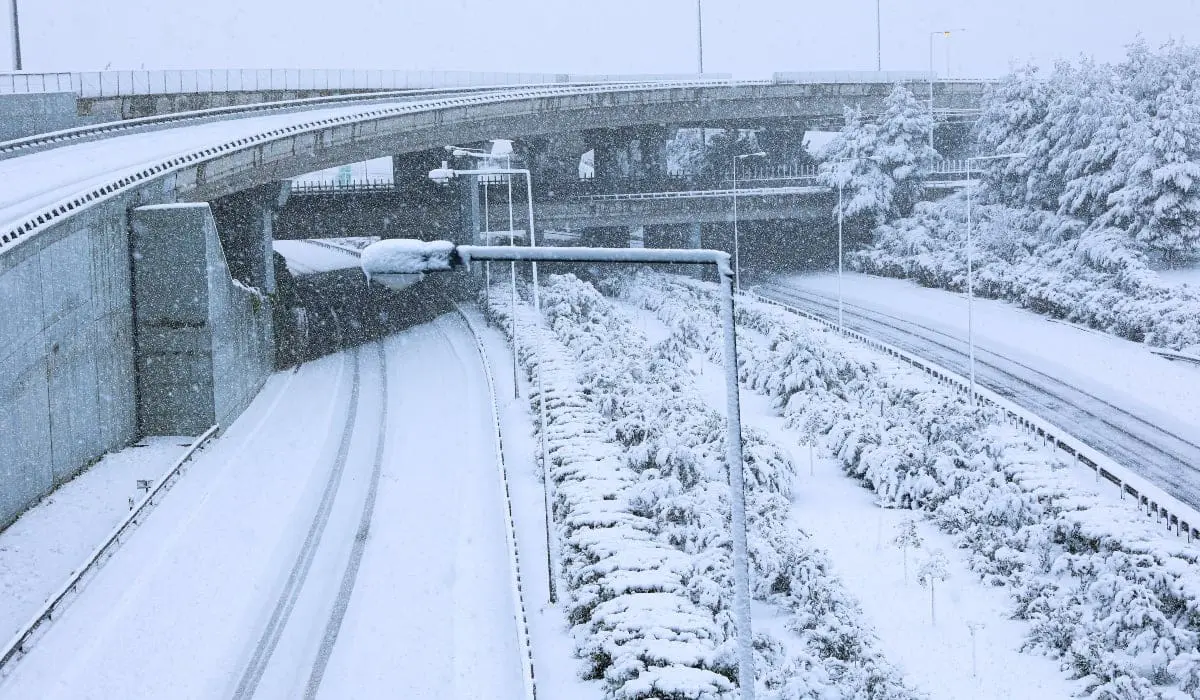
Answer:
0 78 987 255
755 281 1200 511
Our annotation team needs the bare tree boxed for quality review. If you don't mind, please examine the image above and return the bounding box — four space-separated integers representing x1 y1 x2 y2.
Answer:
892 517 924 583
918 549 951 624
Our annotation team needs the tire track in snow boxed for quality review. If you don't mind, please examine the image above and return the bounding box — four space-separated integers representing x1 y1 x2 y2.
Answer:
301 339 388 699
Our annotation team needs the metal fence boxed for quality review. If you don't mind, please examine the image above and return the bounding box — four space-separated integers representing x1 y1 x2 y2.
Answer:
0 69 734 98
0 68 995 98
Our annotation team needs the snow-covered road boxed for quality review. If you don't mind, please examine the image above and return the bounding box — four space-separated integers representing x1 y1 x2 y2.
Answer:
759 275 1200 510
273 239 365 276
0 314 525 700
0 102 421 232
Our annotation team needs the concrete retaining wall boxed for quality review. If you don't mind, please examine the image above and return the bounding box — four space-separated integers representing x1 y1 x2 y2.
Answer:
0 92 97 141
0 199 140 529
130 204 274 435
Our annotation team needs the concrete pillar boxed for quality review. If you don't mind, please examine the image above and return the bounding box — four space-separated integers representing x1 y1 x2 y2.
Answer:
130 204 275 436
208 182 289 294
585 128 624 188
635 126 671 183
629 225 645 248
391 151 461 241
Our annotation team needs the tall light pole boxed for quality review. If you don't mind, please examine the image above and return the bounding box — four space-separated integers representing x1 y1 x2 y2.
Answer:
362 241 756 700
10 0 21 71
696 0 704 75
449 147 520 396
875 0 881 71
732 151 766 293
964 152 1025 405
431 160 557 603
828 154 883 334
927 30 962 151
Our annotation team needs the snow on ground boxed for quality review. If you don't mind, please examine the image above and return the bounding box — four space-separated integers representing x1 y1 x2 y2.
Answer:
292 156 394 185
623 270 1200 695
0 317 531 699
460 305 604 700
313 318 525 700
0 355 349 698
1158 265 1200 291
778 272 1200 439
617 299 1080 699
273 239 364 276
0 436 195 644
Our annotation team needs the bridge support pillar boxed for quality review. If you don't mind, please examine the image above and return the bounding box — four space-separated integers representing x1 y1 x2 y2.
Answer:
208 182 289 294
130 204 274 436
391 151 462 242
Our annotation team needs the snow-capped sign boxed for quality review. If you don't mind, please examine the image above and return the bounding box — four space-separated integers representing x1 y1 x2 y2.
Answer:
360 239 456 278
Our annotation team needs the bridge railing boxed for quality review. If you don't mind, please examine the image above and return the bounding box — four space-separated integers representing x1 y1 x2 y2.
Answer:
0 68 995 98
289 179 397 196
0 69 735 98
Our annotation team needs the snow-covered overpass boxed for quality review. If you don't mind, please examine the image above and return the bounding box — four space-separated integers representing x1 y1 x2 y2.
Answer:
0 73 989 530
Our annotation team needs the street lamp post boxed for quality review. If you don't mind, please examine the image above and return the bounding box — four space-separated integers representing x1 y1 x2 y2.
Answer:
431 161 558 605
875 0 882 71
964 152 1025 405
732 152 767 293
927 30 962 151
360 241 757 700
696 0 704 75
10 0 21 71
827 154 884 334
448 148 521 397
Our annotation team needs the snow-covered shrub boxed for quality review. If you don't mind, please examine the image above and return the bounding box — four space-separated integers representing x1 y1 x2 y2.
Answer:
621 270 1200 698
853 199 1200 354
484 291 733 698
488 276 922 699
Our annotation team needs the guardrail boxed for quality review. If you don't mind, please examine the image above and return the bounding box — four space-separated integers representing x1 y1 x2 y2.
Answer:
748 290 1200 542
0 68 997 98
578 185 825 201
0 426 220 674
454 304 539 700
289 180 397 196
0 69 735 98
0 80 725 252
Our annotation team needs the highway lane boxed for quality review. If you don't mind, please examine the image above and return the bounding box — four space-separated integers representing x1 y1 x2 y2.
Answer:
755 281 1200 511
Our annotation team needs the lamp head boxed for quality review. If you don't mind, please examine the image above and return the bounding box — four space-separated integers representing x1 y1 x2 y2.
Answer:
428 160 456 185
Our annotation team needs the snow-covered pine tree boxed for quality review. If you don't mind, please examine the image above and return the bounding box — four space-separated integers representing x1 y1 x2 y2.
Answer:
1101 81 1200 264
874 84 938 217
1044 59 1138 223
891 517 924 583
818 106 892 225
974 62 1051 208
916 549 950 625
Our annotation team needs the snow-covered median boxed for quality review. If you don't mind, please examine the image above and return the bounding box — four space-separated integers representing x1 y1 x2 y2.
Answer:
620 270 1200 699
486 275 919 699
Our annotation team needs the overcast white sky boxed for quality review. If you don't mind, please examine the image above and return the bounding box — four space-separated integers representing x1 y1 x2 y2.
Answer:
4 0 1197 77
